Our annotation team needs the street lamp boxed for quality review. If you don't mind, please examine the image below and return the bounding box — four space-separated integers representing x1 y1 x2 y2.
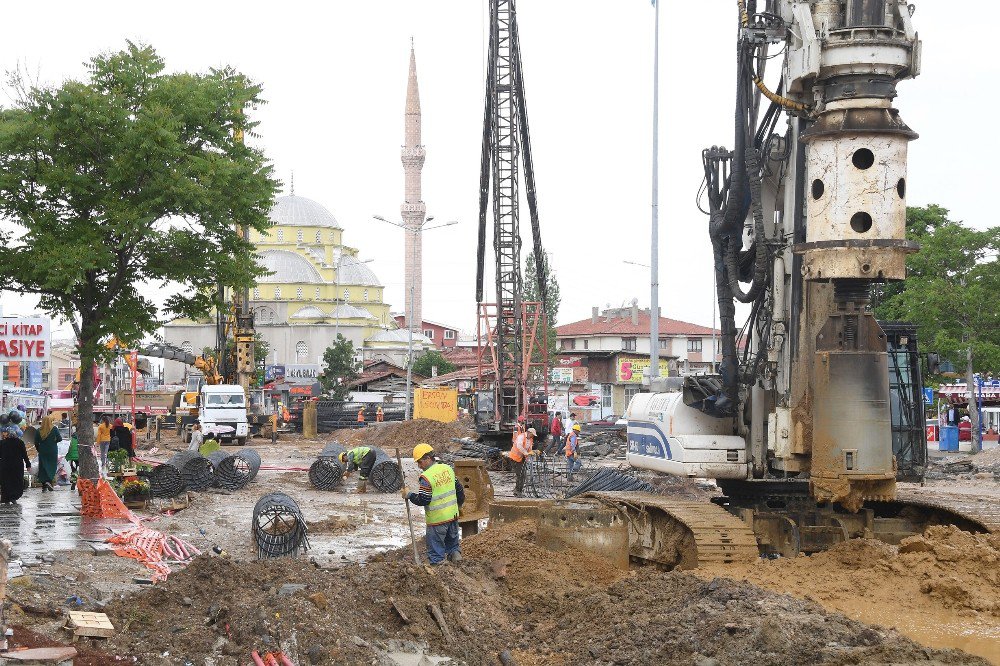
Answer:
649 0 661 381
373 214 459 420
623 260 659 375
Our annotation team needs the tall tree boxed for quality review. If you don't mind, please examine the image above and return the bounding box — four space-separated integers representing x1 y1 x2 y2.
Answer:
412 350 456 378
320 334 359 400
0 43 278 478
876 205 1000 453
523 250 561 373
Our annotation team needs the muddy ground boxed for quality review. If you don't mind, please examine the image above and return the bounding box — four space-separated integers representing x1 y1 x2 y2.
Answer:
4 427 999 665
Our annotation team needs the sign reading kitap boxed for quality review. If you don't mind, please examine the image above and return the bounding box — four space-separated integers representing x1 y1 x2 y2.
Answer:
0 317 51 361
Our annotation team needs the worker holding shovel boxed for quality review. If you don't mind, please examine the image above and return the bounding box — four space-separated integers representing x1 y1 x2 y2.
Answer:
401 443 465 565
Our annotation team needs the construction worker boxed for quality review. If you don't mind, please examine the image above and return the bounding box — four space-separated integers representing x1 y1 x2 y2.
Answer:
565 424 582 481
507 424 534 497
403 443 465 564
339 446 376 493
357 407 366 424
376 405 384 422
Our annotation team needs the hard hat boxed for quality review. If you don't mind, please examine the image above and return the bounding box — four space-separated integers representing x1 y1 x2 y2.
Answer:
527 428 537 436
338 452 348 464
413 443 434 462
573 424 581 431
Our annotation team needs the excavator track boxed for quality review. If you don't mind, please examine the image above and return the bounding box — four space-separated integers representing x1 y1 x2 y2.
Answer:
890 487 1000 533
589 492 758 569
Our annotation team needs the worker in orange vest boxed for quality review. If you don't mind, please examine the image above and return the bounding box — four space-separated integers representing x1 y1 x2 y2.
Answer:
357 408 365 424
565 424 582 481
507 425 535 497
376 405 384 422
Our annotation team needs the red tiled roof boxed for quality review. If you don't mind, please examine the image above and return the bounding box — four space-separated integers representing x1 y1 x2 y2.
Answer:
440 347 479 368
427 367 492 384
556 312 719 337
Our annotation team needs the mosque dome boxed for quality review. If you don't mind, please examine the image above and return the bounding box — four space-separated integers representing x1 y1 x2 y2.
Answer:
258 249 324 284
339 255 382 287
270 195 341 229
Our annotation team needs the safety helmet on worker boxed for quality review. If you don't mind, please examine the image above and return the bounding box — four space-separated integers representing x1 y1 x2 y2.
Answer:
527 427 537 437
413 443 434 462
573 424 581 431
338 452 348 464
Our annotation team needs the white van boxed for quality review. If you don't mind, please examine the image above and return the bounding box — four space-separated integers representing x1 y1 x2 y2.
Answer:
200 385 249 446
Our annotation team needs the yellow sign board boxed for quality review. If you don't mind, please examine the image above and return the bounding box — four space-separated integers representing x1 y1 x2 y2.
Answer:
617 358 670 384
414 388 459 423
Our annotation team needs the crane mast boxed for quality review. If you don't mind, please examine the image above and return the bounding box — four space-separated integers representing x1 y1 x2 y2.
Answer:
476 0 548 436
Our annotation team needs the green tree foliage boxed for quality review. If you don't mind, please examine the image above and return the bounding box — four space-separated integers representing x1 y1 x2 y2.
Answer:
0 43 279 478
523 250 561 374
320 334 359 400
876 205 1000 370
412 350 456 378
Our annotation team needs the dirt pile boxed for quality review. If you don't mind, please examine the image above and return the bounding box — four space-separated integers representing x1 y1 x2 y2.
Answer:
90 520 987 665
327 417 477 454
698 526 1000 663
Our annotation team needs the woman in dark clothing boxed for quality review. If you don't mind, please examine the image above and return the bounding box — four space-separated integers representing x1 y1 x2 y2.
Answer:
111 418 135 458
0 426 31 503
36 415 61 492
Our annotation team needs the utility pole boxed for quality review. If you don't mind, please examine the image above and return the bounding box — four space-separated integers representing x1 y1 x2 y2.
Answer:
967 345 982 454
649 0 661 380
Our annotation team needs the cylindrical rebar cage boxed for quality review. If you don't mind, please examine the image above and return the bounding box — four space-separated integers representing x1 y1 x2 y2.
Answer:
208 448 262 490
309 442 347 490
146 463 184 498
252 492 309 559
369 448 403 493
167 451 216 491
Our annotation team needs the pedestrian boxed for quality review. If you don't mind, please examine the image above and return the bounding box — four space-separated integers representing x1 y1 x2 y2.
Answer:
188 422 204 452
112 418 135 459
403 443 465 565
565 424 582 481
35 415 61 492
66 431 80 486
564 412 577 438
547 411 563 454
0 426 31 503
507 423 534 497
376 405 384 422
357 407 366 424
96 416 112 475
339 446 376 493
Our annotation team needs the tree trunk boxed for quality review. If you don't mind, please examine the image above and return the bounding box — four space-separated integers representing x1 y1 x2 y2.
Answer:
76 355 101 480
967 346 982 455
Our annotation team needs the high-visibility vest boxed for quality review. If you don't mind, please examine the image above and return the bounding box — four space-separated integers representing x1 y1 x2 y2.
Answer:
509 432 526 462
357 410 365 422
566 432 579 457
350 447 372 465
423 463 460 525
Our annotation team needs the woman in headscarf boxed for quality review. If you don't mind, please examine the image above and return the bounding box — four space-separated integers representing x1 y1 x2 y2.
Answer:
35 415 61 492
112 418 134 459
0 426 31 503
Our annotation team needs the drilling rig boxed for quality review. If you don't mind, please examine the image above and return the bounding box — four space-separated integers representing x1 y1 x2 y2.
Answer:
612 0 1000 565
475 0 550 440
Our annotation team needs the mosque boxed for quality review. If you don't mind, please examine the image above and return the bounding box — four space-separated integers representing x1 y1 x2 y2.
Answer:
162 45 434 386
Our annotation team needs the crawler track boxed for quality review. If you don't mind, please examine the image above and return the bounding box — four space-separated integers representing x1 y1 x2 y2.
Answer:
890 487 1000 533
590 492 758 569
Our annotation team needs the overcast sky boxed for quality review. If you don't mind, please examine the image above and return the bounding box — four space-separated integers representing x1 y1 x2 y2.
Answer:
0 1 996 339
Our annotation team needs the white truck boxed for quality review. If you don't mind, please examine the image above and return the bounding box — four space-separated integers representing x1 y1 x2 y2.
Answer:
199 384 249 446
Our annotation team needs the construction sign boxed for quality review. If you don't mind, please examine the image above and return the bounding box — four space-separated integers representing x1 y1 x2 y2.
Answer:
414 387 458 423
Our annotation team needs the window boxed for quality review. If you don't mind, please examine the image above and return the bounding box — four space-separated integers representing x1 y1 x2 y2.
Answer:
296 287 303 300
274 287 281 299
315 287 321 300
343 288 350 301
315 230 322 244
296 229 304 243
423 329 435 340
624 385 641 405
181 341 193 354
364 289 369 302
295 341 308 362
444 330 456 340
623 337 637 351
562 339 575 351
659 338 669 350
253 288 260 300
276 229 284 243
688 339 703 353
602 384 613 409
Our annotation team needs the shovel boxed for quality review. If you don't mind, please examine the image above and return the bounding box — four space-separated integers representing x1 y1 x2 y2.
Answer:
395 448 421 565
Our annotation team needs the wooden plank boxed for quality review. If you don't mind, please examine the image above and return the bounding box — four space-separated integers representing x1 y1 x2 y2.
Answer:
67 611 114 639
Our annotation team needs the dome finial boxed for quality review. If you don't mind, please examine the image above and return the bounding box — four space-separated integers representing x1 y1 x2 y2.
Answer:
290 170 295 196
